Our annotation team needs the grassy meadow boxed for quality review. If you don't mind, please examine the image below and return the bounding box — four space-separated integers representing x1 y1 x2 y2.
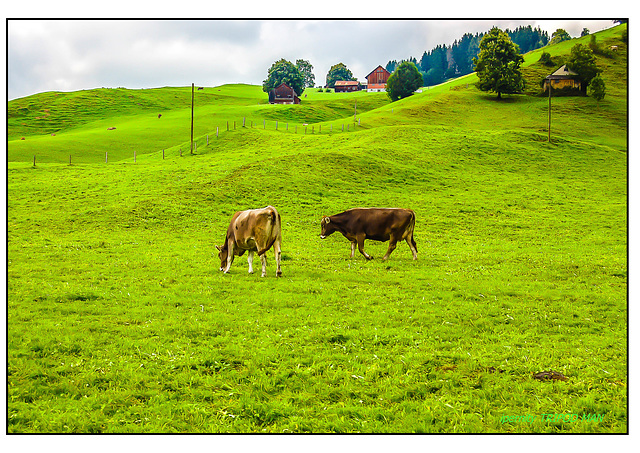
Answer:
6 24 628 433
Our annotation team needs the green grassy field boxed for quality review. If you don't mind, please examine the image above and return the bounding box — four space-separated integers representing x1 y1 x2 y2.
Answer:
7 24 627 433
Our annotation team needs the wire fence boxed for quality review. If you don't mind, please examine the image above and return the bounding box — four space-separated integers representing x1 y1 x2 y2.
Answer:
22 116 366 166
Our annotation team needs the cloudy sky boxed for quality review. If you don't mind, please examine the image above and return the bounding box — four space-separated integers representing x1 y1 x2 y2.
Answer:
7 18 616 100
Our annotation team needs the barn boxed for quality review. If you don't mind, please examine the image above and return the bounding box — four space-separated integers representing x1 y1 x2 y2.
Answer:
334 81 361 92
543 65 582 92
268 83 301 104
366 65 391 92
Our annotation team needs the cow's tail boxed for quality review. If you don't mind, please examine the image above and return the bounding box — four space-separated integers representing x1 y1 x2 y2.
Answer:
257 206 281 256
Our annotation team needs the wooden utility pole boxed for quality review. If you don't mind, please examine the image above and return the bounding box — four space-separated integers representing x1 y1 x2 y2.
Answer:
548 82 551 143
190 83 195 154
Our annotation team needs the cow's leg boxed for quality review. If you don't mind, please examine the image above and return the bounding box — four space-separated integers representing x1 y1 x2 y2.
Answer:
247 250 255 274
406 236 418 260
350 241 356 258
274 237 282 277
382 237 398 261
259 253 268 277
356 234 373 260
223 243 235 273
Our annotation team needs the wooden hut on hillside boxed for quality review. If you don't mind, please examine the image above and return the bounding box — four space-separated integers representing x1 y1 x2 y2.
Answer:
268 83 301 104
543 65 582 92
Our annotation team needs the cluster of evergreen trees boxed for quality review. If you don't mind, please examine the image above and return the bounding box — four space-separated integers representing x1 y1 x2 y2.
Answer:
386 25 550 87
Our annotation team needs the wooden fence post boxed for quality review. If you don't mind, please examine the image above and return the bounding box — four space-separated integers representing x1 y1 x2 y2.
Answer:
217 127 219 138
276 120 278 130
243 117 246 127
227 121 229 131
163 149 165 159
106 152 108 163
190 83 194 155
33 155 36 167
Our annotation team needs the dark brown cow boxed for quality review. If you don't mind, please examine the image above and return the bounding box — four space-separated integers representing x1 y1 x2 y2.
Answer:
320 208 417 261
216 206 282 277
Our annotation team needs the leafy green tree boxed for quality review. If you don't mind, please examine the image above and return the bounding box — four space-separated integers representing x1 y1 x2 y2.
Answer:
567 43 601 93
539 51 554 66
262 59 304 96
550 28 572 45
386 61 423 101
581 28 590 37
472 27 525 99
325 63 355 88
588 75 606 102
295 59 315 89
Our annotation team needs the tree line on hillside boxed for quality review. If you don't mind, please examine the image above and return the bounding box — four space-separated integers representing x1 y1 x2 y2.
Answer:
468 26 606 101
262 23 614 103
386 25 550 87
262 59 360 96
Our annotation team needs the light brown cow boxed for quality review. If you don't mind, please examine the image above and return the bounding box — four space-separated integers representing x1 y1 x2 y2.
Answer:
216 206 282 277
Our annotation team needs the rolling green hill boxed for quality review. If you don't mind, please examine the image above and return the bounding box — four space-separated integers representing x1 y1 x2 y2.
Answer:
7 24 627 433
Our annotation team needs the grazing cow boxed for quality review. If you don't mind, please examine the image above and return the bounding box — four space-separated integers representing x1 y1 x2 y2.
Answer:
320 208 417 261
216 206 282 277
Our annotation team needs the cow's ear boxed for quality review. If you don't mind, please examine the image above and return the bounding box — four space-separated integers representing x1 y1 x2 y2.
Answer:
323 216 330 224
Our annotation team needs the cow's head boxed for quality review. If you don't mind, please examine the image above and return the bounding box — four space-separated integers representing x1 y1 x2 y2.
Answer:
320 216 335 239
215 244 228 271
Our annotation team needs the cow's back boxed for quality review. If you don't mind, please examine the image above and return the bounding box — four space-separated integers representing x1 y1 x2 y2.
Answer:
346 208 413 238
229 206 280 249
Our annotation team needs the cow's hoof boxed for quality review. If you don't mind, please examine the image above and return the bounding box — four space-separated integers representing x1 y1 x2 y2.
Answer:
276 271 282 277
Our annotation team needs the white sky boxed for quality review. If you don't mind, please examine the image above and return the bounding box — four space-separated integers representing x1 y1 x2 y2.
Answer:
5 16 617 100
